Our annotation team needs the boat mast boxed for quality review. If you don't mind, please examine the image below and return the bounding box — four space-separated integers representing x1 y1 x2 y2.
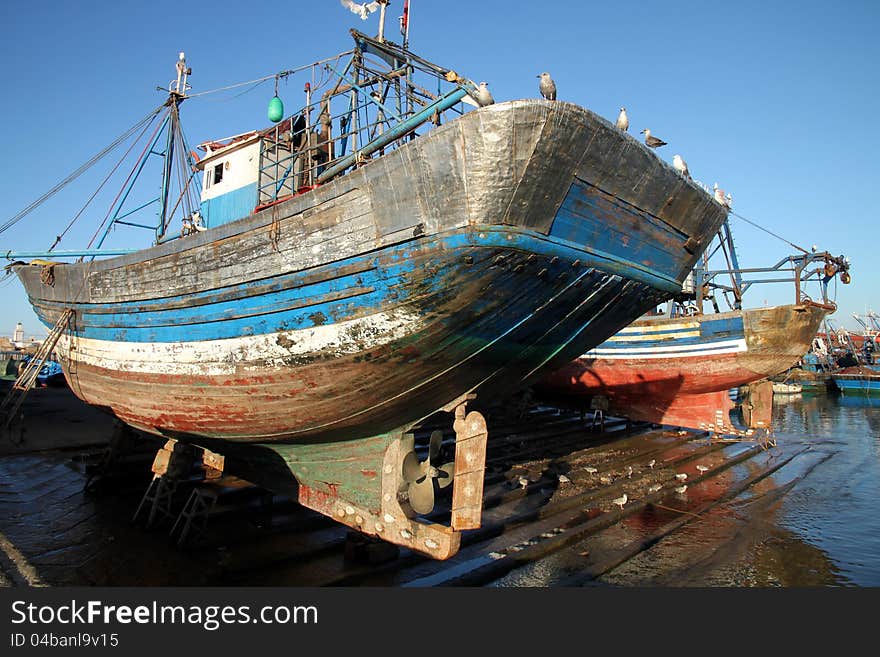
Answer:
158 52 190 243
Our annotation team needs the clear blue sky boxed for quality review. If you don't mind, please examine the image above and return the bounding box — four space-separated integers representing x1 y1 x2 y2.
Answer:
1 0 877 338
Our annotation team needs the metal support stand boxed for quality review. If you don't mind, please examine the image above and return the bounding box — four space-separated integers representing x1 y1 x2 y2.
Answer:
132 439 196 528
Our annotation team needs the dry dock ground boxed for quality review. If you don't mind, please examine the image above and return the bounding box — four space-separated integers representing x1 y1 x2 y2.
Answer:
0 383 835 587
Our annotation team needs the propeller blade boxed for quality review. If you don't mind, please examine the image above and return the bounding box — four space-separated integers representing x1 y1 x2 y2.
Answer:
436 461 455 489
408 477 435 515
428 430 443 461
402 450 422 483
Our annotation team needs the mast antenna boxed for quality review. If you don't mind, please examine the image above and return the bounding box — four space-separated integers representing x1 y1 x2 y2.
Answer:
171 51 192 96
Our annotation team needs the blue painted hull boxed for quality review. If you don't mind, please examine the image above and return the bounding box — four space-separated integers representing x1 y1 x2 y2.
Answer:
832 375 880 395
14 100 727 444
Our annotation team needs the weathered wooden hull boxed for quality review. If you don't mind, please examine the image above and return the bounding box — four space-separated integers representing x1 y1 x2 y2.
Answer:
536 303 829 432
15 99 726 444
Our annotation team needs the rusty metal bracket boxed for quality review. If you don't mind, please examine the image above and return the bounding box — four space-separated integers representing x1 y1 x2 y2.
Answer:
292 398 489 559
450 405 488 530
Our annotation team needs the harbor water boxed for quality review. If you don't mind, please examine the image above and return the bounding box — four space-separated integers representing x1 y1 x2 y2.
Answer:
495 390 880 587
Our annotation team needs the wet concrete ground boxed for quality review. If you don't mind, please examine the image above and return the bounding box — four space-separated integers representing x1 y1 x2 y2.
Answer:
0 384 872 587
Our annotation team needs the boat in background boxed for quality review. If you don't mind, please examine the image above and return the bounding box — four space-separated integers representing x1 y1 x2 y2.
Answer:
832 367 880 396
772 381 803 395
535 221 850 435
537 301 831 434
2 24 728 558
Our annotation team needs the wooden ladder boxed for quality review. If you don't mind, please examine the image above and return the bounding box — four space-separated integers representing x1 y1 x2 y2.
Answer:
1 308 73 431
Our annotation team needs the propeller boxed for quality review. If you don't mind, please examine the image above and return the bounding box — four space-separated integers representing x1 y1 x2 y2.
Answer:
401 430 454 516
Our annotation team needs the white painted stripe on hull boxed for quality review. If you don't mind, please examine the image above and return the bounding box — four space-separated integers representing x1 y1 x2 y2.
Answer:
618 321 700 333
608 330 700 342
585 338 747 359
56 307 424 376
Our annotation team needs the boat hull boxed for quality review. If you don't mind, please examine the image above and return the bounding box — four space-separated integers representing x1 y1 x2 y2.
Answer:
832 368 880 395
536 303 829 431
15 99 725 444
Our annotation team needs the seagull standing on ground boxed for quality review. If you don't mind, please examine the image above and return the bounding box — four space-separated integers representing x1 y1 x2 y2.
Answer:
518 475 529 490
537 72 557 100
673 154 691 180
696 465 709 475
626 465 633 478
612 493 628 510
340 0 380 20
675 473 688 481
640 128 667 148
648 459 656 469
675 485 688 494
616 107 629 131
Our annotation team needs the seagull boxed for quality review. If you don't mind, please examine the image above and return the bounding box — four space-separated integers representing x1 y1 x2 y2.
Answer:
616 107 629 131
558 474 571 484
584 466 598 474
696 465 709 475
675 484 688 494
518 475 529 490
625 465 633 478
473 81 495 107
675 473 688 481
648 483 662 492
537 72 557 100
640 128 667 149
725 192 733 209
340 0 380 20
712 183 733 208
673 154 691 180
648 459 656 469
612 493 628 509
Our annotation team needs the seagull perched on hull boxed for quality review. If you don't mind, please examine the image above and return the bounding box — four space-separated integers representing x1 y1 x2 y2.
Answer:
473 81 495 107
713 184 734 209
673 154 691 180
340 0 380 20
537 72 557 100
616 107 629 132
640 128 667 149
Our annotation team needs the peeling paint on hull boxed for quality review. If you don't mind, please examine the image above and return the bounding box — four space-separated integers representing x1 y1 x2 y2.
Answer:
15 100 728 444
537 304 830 431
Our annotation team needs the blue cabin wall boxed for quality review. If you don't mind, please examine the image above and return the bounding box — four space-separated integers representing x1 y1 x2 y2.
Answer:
200 182 258 228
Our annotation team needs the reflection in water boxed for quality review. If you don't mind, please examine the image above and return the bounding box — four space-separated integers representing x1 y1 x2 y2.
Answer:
497 393 880 586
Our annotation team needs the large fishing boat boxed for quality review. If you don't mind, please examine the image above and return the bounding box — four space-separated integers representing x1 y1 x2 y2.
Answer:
3 19 727 556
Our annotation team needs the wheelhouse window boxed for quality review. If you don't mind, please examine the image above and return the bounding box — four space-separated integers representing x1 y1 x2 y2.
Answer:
213 163 224 185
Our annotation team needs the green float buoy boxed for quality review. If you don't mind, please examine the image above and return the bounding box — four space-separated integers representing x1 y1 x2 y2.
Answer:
268 95 284 123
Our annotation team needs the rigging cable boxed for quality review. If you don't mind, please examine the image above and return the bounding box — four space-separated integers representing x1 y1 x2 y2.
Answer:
0 103 166 236
85 110 171 250
49 109 165 252
727 210 810 255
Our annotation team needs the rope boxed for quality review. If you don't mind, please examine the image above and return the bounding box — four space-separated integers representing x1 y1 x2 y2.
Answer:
85 110 170 250
728 210 810 255
0 103 166 236
49 110 163 252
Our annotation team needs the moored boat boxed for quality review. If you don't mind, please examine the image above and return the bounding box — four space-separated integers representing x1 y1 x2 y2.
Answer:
831 367 880 396
536 302 831 434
